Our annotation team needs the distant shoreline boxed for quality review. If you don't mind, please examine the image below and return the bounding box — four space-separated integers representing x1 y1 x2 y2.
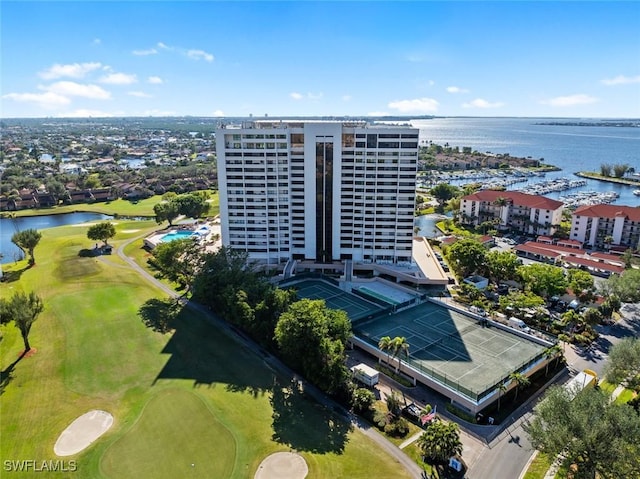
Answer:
575 172 640 187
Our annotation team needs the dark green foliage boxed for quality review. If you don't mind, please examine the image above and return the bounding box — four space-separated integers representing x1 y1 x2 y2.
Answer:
150 238 201 293
11 228 42 265
445 238 486 278
153 201 180 225
87 221 116 245
603 338 640 386
351 388 375 415
274 299 352 395
0 291 44 351
417 420 463 463
525 386 640 479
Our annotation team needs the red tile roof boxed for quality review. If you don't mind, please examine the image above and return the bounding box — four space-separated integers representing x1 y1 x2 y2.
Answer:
461 190 563 210
562 256 624 274
514 243 562 258
573 204 640 221
519 241 586 256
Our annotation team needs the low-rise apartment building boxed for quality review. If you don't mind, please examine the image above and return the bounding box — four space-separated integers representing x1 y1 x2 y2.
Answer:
570 204 640 250
460 190 563 236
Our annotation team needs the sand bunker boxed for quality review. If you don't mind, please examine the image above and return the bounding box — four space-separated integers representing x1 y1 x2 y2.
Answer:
54 410 113 456
254 452 308 479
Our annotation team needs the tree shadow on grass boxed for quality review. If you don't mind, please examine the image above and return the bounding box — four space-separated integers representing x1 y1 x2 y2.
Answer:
0 353 25 396
152 303 273 395
0 265 31 284
270 378 351 454
139 298 180 333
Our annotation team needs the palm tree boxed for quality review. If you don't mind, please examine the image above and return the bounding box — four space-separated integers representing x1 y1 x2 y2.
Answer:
509 372 530 402
497 381 508 411
391 336 410 373
417 420 463 463
378 336 393 367
11 228 42 266
493 196 509 227
543 344 563 376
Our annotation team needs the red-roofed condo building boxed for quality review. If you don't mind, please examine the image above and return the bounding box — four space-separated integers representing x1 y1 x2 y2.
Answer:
460 190 564 236
570 204 640 250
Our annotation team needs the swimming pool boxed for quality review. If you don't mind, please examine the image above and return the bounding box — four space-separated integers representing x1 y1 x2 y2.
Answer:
159 230 197 243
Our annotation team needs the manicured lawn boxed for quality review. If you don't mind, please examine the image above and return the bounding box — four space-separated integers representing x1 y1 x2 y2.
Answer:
1 221 411 478
7 191 220 219
101 388 236 478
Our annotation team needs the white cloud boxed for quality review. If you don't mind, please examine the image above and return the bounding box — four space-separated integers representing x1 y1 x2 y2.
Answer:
39 62 102 80
128 91 152 98
601 75 640 86
447 86 469 94
462 98 505 109
539 94 598 107
213 110 225 117
290 92 323 101
2 91 71 108
157 42 171 50
148 76 163 84
388 97 439 113
92 38 101 45
43 81 111 100
100 73 138 85
132 48 158 56
186 49 214 62
57 109 115 118
342 95 352 102
367 111 390 116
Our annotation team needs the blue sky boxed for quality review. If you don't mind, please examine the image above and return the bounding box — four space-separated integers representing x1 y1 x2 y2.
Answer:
2 1 639 118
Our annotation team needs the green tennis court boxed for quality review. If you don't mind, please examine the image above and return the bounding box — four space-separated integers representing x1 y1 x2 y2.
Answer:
354 301 546 400
289 279 383 321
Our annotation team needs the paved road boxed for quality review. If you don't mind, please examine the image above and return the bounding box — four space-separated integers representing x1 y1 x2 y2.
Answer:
116 234 423 479
467 303 640 479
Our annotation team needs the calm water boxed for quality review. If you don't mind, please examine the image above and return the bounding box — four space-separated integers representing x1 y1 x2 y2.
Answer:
0 212 111 264
411 117 640 206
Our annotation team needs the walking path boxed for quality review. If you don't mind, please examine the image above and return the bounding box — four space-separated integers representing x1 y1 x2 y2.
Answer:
116 233 423 479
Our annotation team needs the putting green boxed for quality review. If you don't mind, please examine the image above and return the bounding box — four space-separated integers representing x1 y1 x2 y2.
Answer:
101 389 236 478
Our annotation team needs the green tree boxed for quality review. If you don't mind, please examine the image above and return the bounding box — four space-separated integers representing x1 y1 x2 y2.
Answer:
509 372 530 402
153 200 180 226
150 238 201 294
525 386 640 479
603 338 640 386
582 308 602 327
391 336 410 374
352 388 375 415
11 228 42 266
274 299 352 394
543 344 563 376
417 420 463 463
430 183 460 206
567 269 595 298
1 291 44 352
445 238 487 278
378 336 393 367
45 180 66 203
175 193 210 219
87 221 116 246
518 263 567 299
498 290 545 311
599 269 640 303
484 250 521 283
